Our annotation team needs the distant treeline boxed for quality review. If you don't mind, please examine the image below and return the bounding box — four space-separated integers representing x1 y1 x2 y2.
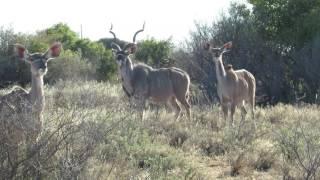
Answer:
1 0 320 105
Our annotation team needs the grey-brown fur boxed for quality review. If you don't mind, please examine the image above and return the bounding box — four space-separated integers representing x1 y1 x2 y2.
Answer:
109 24 191 120
205 42 256 126
0 43 62 162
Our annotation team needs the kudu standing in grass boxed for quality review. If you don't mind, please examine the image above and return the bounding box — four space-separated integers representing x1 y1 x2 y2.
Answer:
0 42 62 163
205 42 256 127
109 24 191 120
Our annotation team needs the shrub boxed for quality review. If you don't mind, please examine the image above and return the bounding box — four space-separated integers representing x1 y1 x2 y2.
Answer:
276 122 320 179
200 139 227 156
45 50 95 83
253 150 275 172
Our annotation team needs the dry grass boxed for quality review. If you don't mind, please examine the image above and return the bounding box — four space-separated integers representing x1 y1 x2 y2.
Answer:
1 80 320 179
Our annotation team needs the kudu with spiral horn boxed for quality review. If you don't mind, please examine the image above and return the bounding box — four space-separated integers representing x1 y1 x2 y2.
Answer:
109 23 191 120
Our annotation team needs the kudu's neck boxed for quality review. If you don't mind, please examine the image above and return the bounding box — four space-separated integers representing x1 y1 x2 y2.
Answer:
215 55 227 83
120 57 134 94
126 57 134 75
30 74 45 105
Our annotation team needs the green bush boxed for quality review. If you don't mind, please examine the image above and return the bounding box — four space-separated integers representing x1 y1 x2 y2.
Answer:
45 50 95 83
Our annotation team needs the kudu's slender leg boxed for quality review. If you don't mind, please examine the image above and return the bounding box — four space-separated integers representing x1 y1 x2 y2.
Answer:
136 97 146 121
250 97 256 129
221 103 228 126
170 97 181 121
176 94 191 120
230 103 236 127
240 101 247 124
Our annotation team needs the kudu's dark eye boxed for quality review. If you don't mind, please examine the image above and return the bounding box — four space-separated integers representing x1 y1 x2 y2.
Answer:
40 61 47 69
117 54 126 61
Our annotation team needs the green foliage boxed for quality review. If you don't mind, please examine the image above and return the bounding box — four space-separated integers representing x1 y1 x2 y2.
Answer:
248 0 320 102
45 50 95 83
72 39 103 59
99 38 127 50
69 38 117 81
43 24 117 81
0 27 30 87
96 50 117 81
28 39 48 52
45 23 78 49
0 27 16 56
249 0 320 49
135 38 174 67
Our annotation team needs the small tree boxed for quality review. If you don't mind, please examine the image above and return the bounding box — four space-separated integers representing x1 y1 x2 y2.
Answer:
135 38 174 68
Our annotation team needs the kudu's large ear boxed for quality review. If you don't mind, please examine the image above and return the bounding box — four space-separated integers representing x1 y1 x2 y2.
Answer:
124 43 137 54
111 42 121 55
222 41 232 50
44 42 62 61
14 44 30 62
203 43 211 51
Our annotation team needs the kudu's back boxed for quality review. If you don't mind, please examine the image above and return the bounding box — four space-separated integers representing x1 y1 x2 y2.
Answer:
131 64 190 102
233 69 256 105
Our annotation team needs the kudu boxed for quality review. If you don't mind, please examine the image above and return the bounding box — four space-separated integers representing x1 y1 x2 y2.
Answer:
0 42 62 162
205 42 256 126
109 24 191 120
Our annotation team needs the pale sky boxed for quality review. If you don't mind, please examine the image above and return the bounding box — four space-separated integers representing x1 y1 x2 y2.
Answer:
0 0 246 43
